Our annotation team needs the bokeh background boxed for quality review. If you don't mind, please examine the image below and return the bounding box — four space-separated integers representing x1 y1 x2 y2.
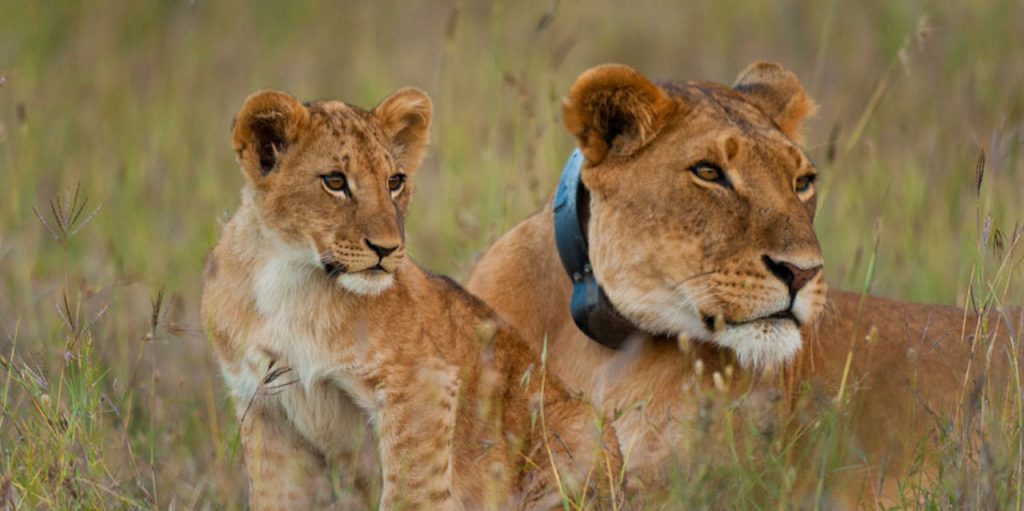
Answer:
1 0 1022 508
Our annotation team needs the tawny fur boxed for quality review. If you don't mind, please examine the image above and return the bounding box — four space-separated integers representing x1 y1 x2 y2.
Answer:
467 62 1020 507
203 88 621 510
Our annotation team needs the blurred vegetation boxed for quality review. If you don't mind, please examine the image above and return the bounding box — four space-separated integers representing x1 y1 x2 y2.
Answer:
0 0 1022 508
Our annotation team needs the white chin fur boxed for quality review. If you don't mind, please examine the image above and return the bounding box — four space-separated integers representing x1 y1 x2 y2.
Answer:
711 320 802 370
337 272 394 296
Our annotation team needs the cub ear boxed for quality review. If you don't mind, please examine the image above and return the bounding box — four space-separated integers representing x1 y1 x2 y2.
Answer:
232 90 309 179
562 64 675 166
733 61 816 143
373 87 432 173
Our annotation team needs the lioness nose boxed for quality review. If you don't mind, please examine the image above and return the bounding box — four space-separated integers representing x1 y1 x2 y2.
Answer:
366 239 399 258
762 255 821 295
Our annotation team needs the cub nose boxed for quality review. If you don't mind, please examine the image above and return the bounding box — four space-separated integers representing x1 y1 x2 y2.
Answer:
762 255 822 295
365 239 399 258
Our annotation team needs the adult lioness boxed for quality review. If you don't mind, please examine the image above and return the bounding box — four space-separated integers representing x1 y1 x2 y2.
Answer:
202 88 621 509
467 62 1020 504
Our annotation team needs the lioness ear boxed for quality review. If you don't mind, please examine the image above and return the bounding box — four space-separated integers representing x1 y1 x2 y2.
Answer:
733 62 816 143
373 87 432 173
232 90 309 180
562 64 675 165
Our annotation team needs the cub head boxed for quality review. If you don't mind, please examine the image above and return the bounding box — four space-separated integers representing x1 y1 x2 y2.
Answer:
562 62 826 369
232 87 431 295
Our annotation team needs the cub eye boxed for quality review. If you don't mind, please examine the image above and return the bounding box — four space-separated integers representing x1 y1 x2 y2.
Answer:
689 162 729 186
321 172 348 195
795 174 816 193
387 174 406 194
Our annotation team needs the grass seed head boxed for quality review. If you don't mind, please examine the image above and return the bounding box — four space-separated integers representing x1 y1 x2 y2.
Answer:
712 371 728 393
677 333 692 354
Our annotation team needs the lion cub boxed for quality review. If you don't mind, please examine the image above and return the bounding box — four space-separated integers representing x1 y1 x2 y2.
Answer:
201 87 621 510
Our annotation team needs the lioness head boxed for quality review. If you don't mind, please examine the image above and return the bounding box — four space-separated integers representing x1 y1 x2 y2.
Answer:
562 62 826 369
232 87 431 295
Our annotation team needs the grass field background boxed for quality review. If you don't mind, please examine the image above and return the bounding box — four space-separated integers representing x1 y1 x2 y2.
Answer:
1 0 1023 508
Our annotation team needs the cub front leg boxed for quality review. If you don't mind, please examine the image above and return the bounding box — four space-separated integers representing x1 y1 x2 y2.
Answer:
376 369 460 510
242 404 337 511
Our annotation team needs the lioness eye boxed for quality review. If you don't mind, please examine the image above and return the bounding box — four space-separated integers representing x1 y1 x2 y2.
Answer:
690 162 729 187
387 174 406 194
321 172 348 195
795 174 816 193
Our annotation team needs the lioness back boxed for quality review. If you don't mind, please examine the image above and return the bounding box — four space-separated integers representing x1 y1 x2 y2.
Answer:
202 87 621 510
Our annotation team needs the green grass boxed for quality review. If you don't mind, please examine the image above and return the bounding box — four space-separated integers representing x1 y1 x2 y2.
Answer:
1 0 1022 508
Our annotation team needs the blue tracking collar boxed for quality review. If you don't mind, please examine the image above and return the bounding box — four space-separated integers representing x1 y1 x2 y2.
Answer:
552 150 638 349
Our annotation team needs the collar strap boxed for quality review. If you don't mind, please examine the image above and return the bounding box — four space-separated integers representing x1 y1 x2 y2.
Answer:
552 149 638 349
